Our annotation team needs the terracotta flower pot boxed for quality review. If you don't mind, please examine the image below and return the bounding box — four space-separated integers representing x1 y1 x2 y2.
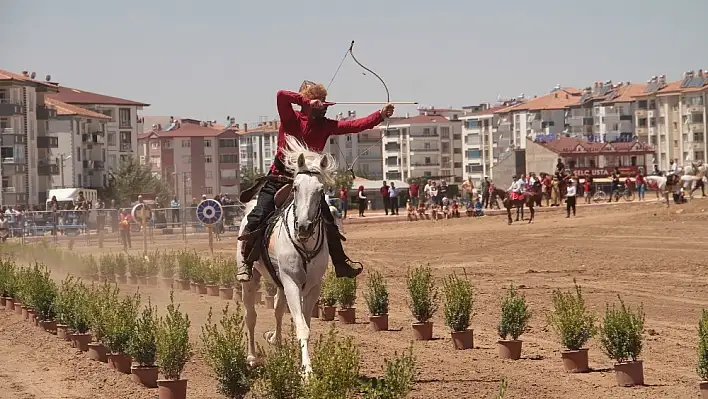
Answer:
27 310 36 324
56 324 71 340
369 314 389 331
206 284 220 296
72 333 92 352
337 307 356 324
190 282 198 293
138 276 148 286
88 342 108 362
264 295 275 309
4 297 13 311
179 279 191 291
128 275 139 285
699 381 708 399
219 287 234 300
21 306 29 320
0 297 5 307
40 319 57 334
614 360 644 387
561 349 590 373
498 339 523 360
321 305 336 321
412 321 434 341
108 353 133 374
116 275 128 284
196 283 207 295
131 365 159 388
161 277 175 289
157 379 188 399
311 303 320 318
14 301 22 315
148 276 158 286
451 329 474 350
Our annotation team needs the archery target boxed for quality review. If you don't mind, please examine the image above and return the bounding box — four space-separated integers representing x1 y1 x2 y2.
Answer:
196 199 223 225
131 203 152 223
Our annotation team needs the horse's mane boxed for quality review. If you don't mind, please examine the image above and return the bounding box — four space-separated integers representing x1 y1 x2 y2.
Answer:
281 134 337 186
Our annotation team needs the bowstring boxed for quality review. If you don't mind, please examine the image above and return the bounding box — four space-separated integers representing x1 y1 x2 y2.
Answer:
326 46 356 179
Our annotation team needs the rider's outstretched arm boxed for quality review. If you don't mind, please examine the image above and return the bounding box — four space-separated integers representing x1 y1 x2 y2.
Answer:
325 110 385 135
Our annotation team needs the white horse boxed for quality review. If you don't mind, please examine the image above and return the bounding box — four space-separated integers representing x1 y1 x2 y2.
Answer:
645 174 682 207
237 135 336 375
681 163 707 198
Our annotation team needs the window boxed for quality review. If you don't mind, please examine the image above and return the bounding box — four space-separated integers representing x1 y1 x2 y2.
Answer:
76 147 81 162
182 155 191 164
453 148 461 154
221 169 237 179
109 154 117 168
151 142 160 149
107 133 116 146
119 131 132 151
205 187 213 195
77 174 82 186
454 162 462 168
205 155 212 163
150 156 160 168
465 120 479 129
185 185 192 195
204 139 212 147
118 108 131 128
100 109 114 121
219 139 236 148
163 140 172 149
206 171 213 179
424 157 431 165
220 154 238 163
181 139 190 148
441 127 450 139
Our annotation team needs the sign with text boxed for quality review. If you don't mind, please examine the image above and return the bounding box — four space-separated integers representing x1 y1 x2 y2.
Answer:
571 166 642 178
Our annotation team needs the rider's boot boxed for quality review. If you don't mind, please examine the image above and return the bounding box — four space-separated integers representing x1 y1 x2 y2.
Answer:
326 223 362 278
237 228 261 282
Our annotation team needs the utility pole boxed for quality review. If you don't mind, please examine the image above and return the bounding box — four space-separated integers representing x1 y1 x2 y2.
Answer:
59 154 64 188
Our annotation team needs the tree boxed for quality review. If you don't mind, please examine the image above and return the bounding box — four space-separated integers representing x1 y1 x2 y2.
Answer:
104 157 172 206
330 169 354 191
239 167 265 193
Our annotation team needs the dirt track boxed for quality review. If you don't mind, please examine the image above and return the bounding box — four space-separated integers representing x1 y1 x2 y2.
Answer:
1 199 708 398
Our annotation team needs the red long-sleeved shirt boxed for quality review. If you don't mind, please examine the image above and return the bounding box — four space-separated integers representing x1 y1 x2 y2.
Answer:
270 90 385 175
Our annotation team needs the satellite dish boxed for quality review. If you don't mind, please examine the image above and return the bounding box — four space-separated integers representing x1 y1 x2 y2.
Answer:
30 72 36 79
45 75 51 81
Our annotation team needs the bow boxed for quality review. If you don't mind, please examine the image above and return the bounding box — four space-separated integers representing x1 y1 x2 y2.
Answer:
327 41 391 180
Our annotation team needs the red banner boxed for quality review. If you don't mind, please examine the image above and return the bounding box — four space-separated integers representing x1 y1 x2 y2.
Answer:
571 166 642 178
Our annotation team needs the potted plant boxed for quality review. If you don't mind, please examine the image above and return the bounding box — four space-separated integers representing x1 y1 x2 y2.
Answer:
67 281 93 352
218 257 234 300
104 292 141 374
176 250 195 291
497 284 531 360
0 258 17 312
33 264 58 333
263 279 277 309
337 277 357 324
364 271 389 331
130 299 159 388
156 291 192 399
191 259 208 295
200 304 253 398
160 251 176 289
547 280 596 372
406 265 439 340
146 253 160 286
55 276 77 341
128 255 147 285
87 282 118 362
698 310 708 398
320 269 338 321
97 255 114 283
443 272 475 350
599 295 645 387
113 254 128 284
83 254 99 281
204 259 221 296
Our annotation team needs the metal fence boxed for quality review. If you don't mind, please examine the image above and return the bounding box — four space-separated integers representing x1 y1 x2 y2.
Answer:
10 203 247 247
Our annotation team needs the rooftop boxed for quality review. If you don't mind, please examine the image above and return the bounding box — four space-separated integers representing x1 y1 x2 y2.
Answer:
499 88 582 113
48 85 149 107
0 69 59 90
45 98 111 120
384 115 454 126
139 119 232 139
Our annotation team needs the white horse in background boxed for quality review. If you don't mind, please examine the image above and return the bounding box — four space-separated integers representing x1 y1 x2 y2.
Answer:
681 163 707 198
645 174 677 207
237 135 336 375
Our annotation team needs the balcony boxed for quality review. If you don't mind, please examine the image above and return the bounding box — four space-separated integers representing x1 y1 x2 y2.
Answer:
497 122 512 133
1 128 24 136
38 163 59 176
119 119 132 129
37 136 59 149
689 122 705 133
409 132 439 138
635 109 648 118
1 186 16 193
411 163 440 167
635 127 648 135
1 156 23 165
120 142 133 151
2 164 27 176
384 144 400 152
36 104 57 120
685 104 705 114
82 160 105 169
410 148 439 154
0 99 23 116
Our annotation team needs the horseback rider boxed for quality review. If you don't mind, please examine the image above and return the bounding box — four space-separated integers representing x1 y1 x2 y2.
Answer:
507 175 524 201
236 80 395 282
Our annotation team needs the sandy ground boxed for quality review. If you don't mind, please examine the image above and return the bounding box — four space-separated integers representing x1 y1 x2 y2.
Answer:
2 198 708 398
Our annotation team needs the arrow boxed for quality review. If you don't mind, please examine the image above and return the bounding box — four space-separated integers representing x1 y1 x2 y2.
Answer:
325 101 418 105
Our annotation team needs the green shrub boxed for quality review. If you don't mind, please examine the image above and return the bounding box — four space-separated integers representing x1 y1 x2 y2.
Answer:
443 272 474 332
361 345 416 399
97 254 113 278
698 310 708 381
83 254 100 278
498 284 531 340
113 253 127 277
364 271 389 316
203 259 221 285
253 327 303 399
145 253 159 277
130 298 158 366
217 256 235 287
28 263 58 320
320 268 338 307
160 251 176 279
0 257 17 297
55 276 77 325
88 282 119 342
337 277 357 309
406 265 439 323
177 250 199 281
304 327 360 399
547 280 596 350
63 278 91 334
201 304 253 398
128 255 147 278
104 292 140 354
599 295 645 363
156 291 192 380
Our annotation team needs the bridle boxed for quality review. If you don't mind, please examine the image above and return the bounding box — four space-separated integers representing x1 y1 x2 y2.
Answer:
282 170 326 266
327 41 390 179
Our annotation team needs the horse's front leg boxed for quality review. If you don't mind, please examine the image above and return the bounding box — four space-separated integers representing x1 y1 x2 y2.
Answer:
303 282 322 328
528 204 534 223
265 286 287 345
241 277 260 367
281 274 313 375
506 206 512 225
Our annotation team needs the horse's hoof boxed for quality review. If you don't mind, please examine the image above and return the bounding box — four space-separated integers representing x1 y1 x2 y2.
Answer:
247 355 258 368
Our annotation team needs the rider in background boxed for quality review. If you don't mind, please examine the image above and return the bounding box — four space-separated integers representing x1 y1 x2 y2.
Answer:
608 168 621 203
237 81 394 282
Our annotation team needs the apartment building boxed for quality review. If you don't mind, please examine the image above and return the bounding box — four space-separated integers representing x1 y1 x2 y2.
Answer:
138 119 240 202
320 111 384 179
379 109 463 182
494 88 581 149
566 81 644 143
459 103 509 183
0 69 60 206
47 86 149 171
632 71 708 170
237 121 277 175
47 98 110 188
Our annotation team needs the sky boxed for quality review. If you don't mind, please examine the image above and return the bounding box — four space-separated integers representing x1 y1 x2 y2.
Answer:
3 0 708 125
